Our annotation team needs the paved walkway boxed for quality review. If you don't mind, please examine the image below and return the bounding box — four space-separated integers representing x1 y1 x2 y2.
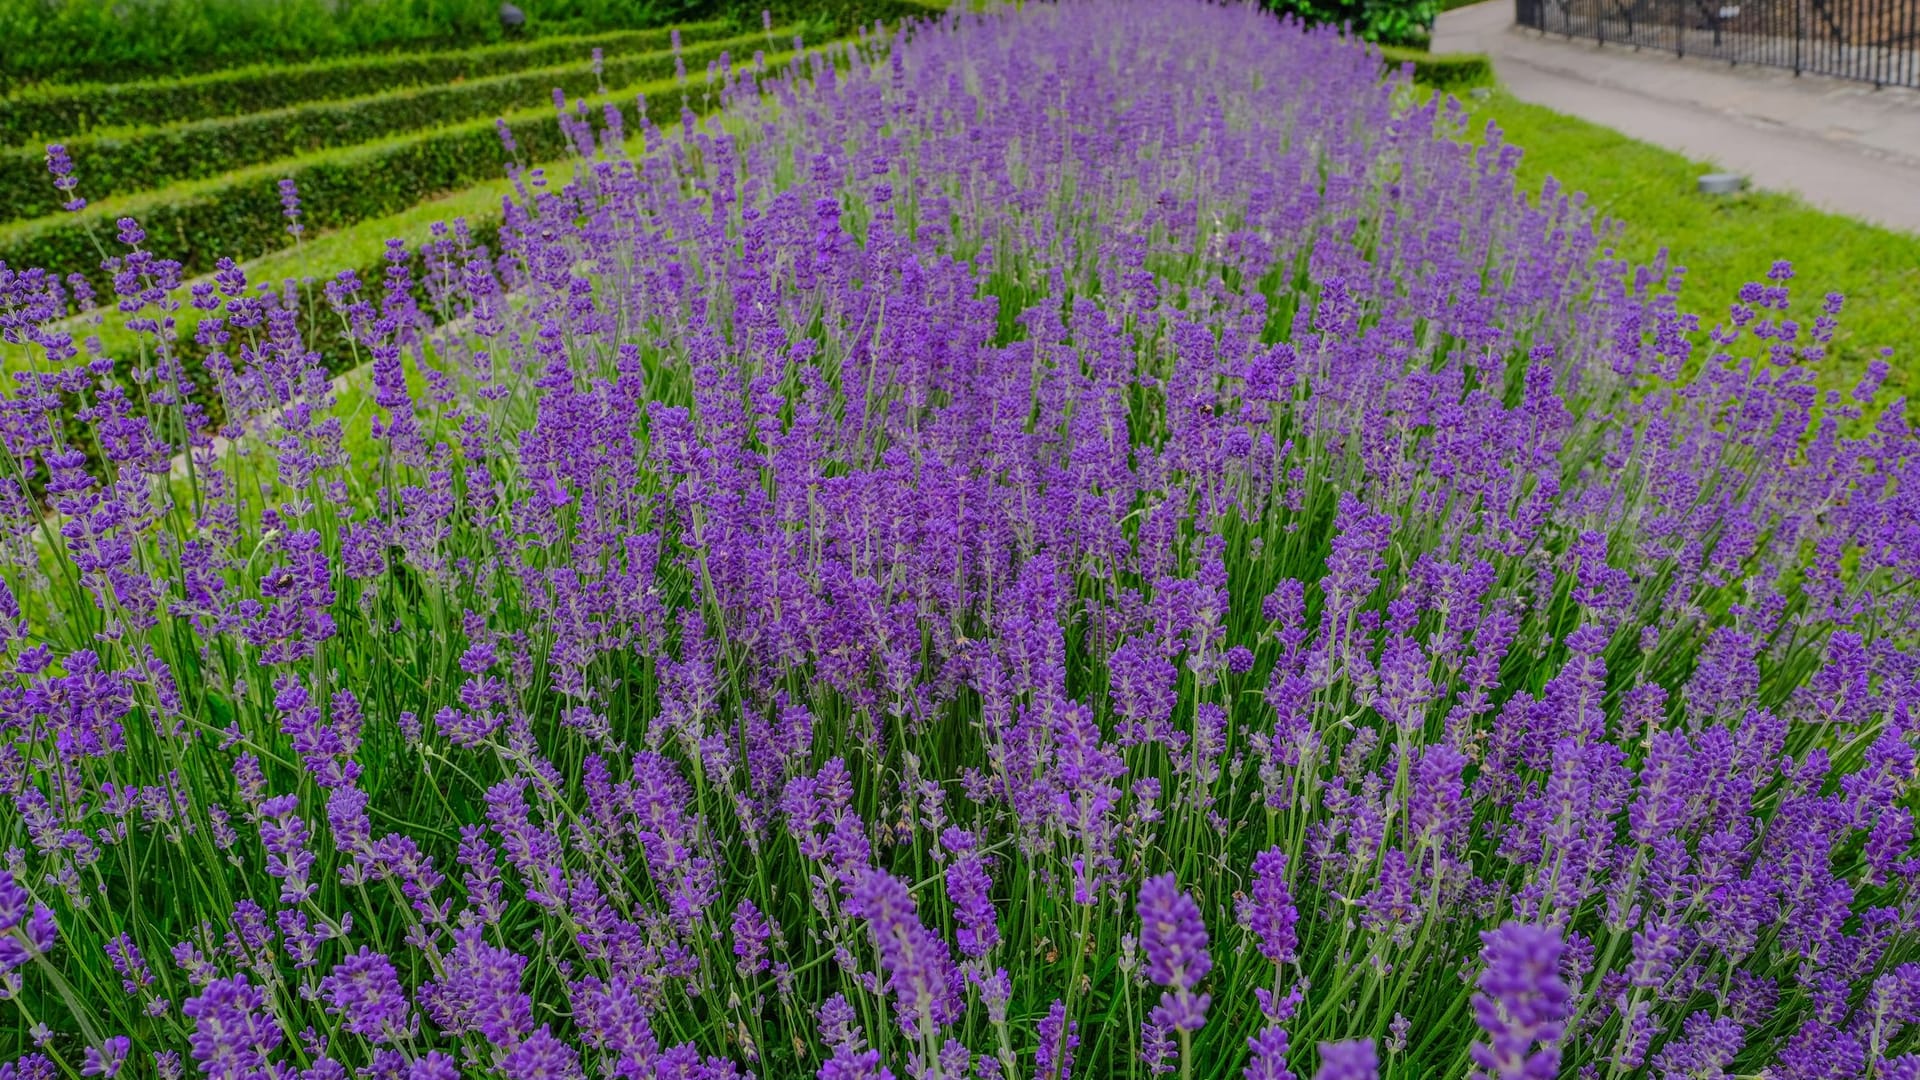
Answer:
1433 0 1920 233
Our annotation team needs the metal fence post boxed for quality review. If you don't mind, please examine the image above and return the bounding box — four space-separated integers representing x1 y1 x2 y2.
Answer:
1794 0 1803 73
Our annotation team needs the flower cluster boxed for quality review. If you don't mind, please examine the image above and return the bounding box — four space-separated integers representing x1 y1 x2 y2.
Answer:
0 2 1915 1078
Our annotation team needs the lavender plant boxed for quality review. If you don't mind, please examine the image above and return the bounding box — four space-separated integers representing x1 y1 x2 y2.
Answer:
0 3 1916 1078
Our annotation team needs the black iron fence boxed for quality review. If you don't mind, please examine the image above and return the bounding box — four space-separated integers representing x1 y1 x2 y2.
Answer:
1514 0 1920 87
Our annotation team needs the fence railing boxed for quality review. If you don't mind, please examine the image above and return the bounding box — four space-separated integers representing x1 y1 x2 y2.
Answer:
1514 0 1920 88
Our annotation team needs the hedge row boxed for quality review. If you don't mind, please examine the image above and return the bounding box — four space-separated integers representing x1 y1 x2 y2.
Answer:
1379 45 1495 89
0 32 771 223
754 0 946 33
0 0 722 92
0 54 802 302
0 23 726 146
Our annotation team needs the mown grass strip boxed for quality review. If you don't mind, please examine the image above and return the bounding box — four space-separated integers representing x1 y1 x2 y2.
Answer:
1458 88 1920 394
0 22 729 146
0 31 778 222
0 54 788 299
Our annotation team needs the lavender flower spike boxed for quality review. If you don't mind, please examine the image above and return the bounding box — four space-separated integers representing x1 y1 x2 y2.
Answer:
1314 1040 1378 1080
44 143 85 212
1139 873 1212 1042
1470 923 1571 1080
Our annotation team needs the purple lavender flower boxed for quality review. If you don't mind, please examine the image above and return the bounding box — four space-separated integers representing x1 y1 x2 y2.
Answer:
1138 874 1211 1033
1244 1026 1294 1080
498 1026 586 1079
1469 924 1571 1080
44 143 84 212
1239 848 1298 966
943 826 1000 957
0 871 57 971
278 178 302 238
846 867 962 1038
256 793 316 902
182 975 283 1078
1036 999 1078 1080
1313 1040 1377 1080
731 898 772 976
80 1037 129 1078
319 947 413 1043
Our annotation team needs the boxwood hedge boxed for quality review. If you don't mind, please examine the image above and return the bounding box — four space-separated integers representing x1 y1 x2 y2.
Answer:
0 32 770 222
0 24 724 146
0 55 796 300
1378 45 1495 89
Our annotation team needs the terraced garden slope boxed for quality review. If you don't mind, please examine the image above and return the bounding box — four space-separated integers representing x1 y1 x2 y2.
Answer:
2 2 944 390
0 22 782 291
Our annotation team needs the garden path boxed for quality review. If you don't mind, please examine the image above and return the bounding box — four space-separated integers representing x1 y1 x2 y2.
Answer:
1435 0 1920 233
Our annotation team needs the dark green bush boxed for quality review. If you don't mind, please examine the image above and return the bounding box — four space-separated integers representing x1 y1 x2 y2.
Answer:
0 32 767 222
0 0 709 90
0 25 724 146
0 0 943 94
749 0 946 33
1259 0 1436 46
1378 45 1494 88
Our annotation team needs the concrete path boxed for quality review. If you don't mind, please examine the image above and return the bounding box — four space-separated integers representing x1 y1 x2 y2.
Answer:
1433 0 1920 233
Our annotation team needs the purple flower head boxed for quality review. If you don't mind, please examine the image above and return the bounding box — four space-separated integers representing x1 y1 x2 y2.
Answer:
942 826 1000 957
1139 874 1211 1034
846 867 962 1037
44 143 85 211
257 793 317 902
731 898 771 976
1313 1040 1377 1080
80 1038 129 1078
1469 923 1571 1080
1138 874 1211 991
182 975 283 1078
1239 848 1299 966
1036 999 1079 1080
320 947 412 1043
1244 1026 1294 1080
499 1026 585 1079
276 178 303 238
818 1045 894 1080
0 871 57 970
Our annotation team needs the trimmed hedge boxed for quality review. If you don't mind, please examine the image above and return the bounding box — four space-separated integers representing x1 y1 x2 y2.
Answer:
0 32 772 223
0 54 799 301
754 0 947 33
1379 45 1495 89
0 24 725 147
0 0 720 91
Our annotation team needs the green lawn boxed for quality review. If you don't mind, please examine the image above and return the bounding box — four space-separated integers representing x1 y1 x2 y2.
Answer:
1458 88 1920 397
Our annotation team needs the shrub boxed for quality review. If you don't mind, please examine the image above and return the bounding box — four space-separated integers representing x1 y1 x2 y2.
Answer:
1261 0 1438 45
0 25 718 147
0 5 1914 1080
0 32 771 222
1379 44 1494 88
0 0 945 93
0 0 695 90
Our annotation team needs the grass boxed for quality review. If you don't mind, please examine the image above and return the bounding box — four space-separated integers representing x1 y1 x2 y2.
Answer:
1458 87 1920 396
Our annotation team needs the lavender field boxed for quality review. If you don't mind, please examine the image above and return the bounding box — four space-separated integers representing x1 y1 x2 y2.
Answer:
1 2 1917 1078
